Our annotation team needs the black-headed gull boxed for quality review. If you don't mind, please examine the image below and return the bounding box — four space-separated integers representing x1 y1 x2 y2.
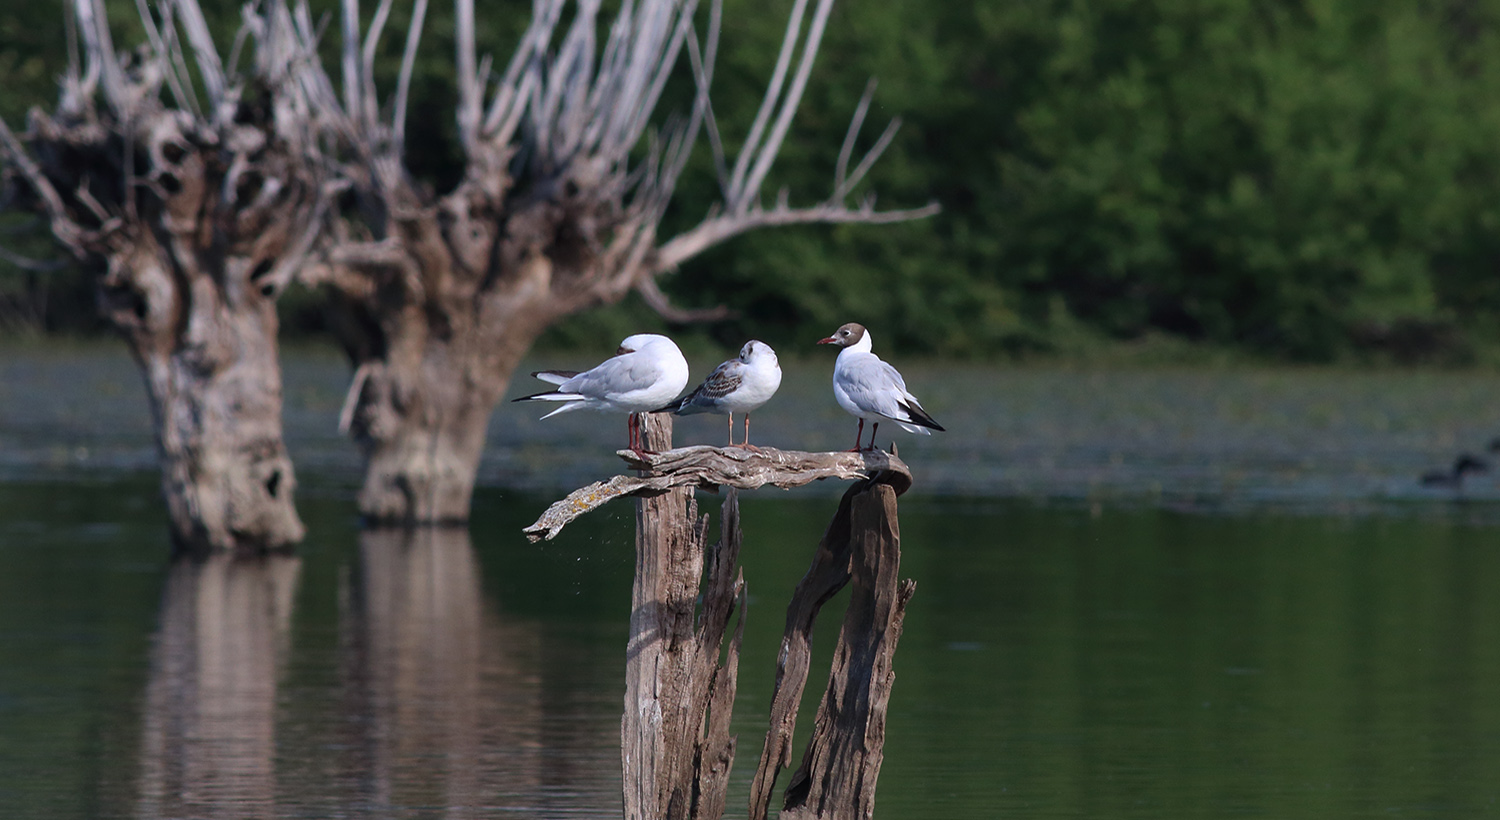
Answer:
817 322 944 451
656 340 783 449
513 333 690 456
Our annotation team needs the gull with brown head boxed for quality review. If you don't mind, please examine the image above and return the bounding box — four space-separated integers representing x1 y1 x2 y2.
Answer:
817 323 944 451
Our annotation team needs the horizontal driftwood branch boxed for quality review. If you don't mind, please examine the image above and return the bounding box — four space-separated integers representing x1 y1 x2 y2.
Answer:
523 446 910 542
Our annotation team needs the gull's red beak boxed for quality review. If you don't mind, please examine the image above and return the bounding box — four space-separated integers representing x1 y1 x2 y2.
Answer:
817 336 837 345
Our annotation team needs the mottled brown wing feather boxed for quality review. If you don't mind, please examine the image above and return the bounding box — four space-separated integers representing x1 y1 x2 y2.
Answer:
693 361 744 402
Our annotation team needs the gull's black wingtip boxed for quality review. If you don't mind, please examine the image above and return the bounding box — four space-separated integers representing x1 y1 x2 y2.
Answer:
899 400 945 432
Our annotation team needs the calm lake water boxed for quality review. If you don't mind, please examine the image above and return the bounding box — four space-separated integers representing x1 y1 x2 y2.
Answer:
3 344 1500 819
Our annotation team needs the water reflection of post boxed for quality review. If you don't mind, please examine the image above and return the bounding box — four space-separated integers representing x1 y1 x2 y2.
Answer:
136 553 302 818
345 527 545 813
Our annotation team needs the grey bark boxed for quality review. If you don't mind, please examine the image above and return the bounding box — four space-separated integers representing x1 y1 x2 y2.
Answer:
779 483 913 820
0 0 331 554
622 413 746 820
747 476 914 820
316 177 624 524
527 427 913 819
524 445 910 541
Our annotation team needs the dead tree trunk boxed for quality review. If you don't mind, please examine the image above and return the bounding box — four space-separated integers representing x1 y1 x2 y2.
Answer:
316 183 638 523
623 413 745 820
124 235 306 554
310 0 937 525
0 0 332 553
768 482 913 820
525 437 913 820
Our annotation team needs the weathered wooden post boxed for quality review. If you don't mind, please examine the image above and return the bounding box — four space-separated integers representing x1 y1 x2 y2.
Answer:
621 413 743 819
752 478 913 820
525 423 914 820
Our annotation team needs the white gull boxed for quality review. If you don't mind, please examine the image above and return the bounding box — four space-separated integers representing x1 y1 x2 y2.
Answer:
656 340 783 449
513 333 689 455
817 322 944 451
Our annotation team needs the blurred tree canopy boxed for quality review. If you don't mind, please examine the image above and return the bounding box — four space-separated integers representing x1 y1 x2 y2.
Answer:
6 0 1500 362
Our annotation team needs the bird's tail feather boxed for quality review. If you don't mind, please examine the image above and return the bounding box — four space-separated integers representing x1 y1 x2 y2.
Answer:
539 402 586 420
531 369 580 385
512 390 585 403
898 399 945 432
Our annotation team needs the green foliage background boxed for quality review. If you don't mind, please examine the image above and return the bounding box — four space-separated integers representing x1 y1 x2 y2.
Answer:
6 0 1500 362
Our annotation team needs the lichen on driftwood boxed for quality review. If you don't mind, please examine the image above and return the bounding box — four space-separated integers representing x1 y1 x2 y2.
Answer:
523 445 911 542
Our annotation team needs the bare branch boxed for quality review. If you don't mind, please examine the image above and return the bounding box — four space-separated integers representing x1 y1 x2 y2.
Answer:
340 0 362 123
74 0 127 112
0 118 88 253
619 0 699 155
727 0 808 205
524 446 911 541
258 188 337 295
133 0 197 113
63 1 84 110
171 0 229 116
339 361 375 433
225 7 254 78
0 120 70 223
684 11 727 196
391 0 429 148
0 242 68 272
652 200 940 273
455 0 479 150
481 0 563 138
635 275 732 323
159 2 205 119
738 0 834 210
361 0 396 133
835 116 900 202
834 77 876 197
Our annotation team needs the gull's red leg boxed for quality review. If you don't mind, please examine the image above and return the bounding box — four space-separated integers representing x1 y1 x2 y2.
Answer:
630 412 656 458
868 422 880 451
848 418 864 452
726 413 735 447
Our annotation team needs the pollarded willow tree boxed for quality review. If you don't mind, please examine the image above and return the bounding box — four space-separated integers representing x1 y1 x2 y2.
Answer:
0 0 334 553
308 0 938 523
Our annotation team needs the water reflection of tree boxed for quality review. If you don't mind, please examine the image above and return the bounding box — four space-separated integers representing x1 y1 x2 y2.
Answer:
339 527 575 814
135 553 301 818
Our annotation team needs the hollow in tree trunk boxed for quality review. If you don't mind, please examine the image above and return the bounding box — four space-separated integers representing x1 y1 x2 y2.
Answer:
115 239 306 553
0 0 331 553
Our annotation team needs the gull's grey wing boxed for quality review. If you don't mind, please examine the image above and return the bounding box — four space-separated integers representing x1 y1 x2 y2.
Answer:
839 355 918 420
562 351 663 400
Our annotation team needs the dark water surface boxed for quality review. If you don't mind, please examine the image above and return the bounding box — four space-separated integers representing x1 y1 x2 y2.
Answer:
4 345 1500 818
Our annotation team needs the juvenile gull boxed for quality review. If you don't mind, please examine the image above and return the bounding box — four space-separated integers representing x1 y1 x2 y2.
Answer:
817 322 944 451
513 333 689 456
656 340 782 449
